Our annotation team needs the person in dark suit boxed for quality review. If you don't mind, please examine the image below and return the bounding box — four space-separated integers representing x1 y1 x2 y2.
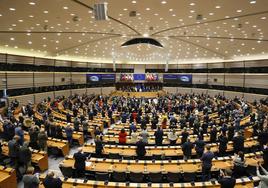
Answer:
210 125 217 143
74 147 88 178
8 135 20 168
19 141 32 172
136 138 146 160
195 136 205 158
181 128 189 144
95 135 103 157
43 171 62 188
66 113 71 123
232 131 244 154
182 138 194 160
218 169 236 188
218 132 229 157
201 145 214 181
154 126 163 146
227 124 235 141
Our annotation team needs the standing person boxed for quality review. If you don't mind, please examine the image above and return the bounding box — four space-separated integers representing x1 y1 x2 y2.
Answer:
227 124 235 141
43 171 62 188
154 126 163 146
201 145 214 181
22 167 40 188
38 129 48 152
55 124 63 139
95 135 103 157
73 147 87 178
29 126 39 150
15 125 24 146
82 120 88 139
195 136 205 158
130 129 139 144
65 124 73 146
218 132 229 157
73 117 80 132
256 163 268 188
233 151 247 178
8 135 20 168
232 131 245 154
140 128 149 144
218 169 236 188
19 141 32 173
168 129 178 145
136 138 146 160
181 128 189 144
210 125 217 143
118 128 127 144
182 138 194 160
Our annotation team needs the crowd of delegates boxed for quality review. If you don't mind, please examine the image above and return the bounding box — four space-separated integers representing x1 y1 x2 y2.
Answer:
117 84 162 92
89 94 268 185
0 93 268 187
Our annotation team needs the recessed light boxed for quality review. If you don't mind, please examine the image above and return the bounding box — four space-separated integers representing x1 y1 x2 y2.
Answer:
123 8 128 11
29 15 34 18
28 41 32 44
161 1 167 4
10 37 15 41
132 0 137 3
190 3 195 6
250 0 256 4
43 10 48 13
215 5 221 9
63 6 68 10
9 8 16 11
261 16 266 20
0 14 2 17
146 8 150 10
29 2 35 5
18 19 23 22
236 10 242 13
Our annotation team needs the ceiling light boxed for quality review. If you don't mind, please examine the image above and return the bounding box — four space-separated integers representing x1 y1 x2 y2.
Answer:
132 0 137 3
18 19 23 22
9 8 16 11
146 8 150 10
0 14 2 16
190 3 195 6
28 41 32 44
250 0 256 4
215 6 221 9
161 1 167 4
10 37 15 41
261 16 266 20
63 6 68 10
29 2 35 5
43 10 48 13
236 10 242 13
29 15 34 18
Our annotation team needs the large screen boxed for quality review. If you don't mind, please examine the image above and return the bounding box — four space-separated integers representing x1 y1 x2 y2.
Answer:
133 74 146 81
146 73 158 81
87 74 102 83
163 74 192 84
178 74 192 84
101 74 116 83
86 74 115 84
163 74 178 83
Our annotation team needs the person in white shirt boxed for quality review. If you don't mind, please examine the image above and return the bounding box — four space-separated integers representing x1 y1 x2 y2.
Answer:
168 129 178 145
130 129 139 143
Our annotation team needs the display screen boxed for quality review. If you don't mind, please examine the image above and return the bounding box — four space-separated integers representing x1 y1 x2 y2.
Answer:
163 74 192 84
177 74 192 84
133 74 146 81
86 74 115 83
120 74 133 81
101 74 115 83
87 74 102 83
163 74 178 83
146 73 158 81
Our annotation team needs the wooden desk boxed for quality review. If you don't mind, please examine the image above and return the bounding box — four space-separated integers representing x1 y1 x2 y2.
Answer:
82 137 258 158
39 175 259 188
1 143 48 171
0 166 17 188
24 133 70 156
60 151 262 174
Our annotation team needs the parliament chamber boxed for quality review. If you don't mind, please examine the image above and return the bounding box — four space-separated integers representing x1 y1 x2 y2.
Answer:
1 0 268 188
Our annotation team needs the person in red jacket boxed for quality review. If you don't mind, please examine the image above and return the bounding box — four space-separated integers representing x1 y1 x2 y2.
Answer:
119 128 127 144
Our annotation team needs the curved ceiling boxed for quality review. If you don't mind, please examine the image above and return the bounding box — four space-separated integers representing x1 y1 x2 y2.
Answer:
0 0 268 64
